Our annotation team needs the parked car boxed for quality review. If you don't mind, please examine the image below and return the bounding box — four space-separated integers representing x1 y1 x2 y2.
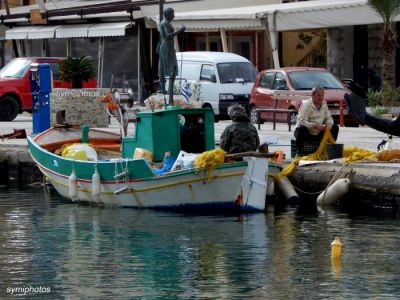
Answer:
249 67 359 127
174 51 258 121
0 57 97 121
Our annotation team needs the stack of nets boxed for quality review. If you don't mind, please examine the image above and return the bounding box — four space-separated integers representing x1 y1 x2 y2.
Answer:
194 148 226 179
275 128 380 181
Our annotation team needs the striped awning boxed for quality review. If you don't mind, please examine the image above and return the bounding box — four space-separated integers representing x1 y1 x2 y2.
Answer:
87 22 133 37
55 24 93 38
5 26 36 39
5 22 134 40
27 25 61 39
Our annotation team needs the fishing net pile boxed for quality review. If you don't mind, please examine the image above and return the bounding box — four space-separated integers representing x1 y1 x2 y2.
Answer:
194 148 226 179
275 128 400 181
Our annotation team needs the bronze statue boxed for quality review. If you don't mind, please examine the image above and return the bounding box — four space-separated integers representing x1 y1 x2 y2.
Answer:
158 7 185 105
344 92 400 137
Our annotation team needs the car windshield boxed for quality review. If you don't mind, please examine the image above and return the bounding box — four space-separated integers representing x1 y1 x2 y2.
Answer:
288 71 344 90
217 62 257 84
0 59 33 78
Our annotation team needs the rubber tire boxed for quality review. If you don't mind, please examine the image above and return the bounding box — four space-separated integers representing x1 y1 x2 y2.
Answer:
0 96 19 121
250 106 262 124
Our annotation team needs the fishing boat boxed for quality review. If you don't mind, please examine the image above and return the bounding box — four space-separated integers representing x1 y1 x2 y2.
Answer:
28 105 282 211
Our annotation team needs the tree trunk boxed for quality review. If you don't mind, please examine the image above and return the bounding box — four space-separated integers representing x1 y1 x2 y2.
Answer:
72 79 82 89
381 24 396 87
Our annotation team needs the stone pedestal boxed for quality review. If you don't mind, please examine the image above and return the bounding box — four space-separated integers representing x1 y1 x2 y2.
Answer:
50 88 109 127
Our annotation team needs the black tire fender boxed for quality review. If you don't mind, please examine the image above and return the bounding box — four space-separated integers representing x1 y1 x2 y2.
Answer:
0 95 20 121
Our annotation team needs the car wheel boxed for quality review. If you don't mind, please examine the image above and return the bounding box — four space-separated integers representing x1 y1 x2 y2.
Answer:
0 96 19 121
250 106 262 124
344 121 359 127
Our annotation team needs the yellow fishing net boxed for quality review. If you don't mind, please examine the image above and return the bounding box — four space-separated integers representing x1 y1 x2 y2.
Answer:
342 146 375 163
194 148 226 179
275 128 378 181
275 128 335 181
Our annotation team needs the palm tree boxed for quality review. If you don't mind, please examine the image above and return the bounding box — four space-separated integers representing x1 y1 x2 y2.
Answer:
368 0 400 86
59 56 96 88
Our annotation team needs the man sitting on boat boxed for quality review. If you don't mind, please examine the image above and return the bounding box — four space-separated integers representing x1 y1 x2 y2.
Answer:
220 104 260 154
294 86 339 155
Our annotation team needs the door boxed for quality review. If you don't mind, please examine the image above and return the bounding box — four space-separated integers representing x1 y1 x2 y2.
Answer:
253 71 275 121
272 72 289 122
198 63 218 113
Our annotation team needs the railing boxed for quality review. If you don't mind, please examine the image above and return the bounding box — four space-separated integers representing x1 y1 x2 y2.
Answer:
296 47 326 68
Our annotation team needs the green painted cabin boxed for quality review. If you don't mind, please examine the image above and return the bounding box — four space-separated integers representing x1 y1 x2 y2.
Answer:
122 106 215 162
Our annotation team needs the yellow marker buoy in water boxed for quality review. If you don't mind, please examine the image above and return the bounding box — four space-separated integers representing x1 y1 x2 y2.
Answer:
331 237 343 259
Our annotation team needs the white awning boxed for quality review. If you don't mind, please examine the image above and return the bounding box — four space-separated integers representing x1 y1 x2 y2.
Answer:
173 19 263 31
87 22 134 37
5 22 133 40
5 26 35 39
146 0 400 32
27 25 61 39
263 0 388 32
148 11 265 31
55 24 94 38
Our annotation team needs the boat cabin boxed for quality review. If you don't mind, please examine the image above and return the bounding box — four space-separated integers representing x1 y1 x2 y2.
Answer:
122 107 215 162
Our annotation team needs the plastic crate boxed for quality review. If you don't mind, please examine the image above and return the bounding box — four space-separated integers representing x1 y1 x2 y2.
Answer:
291 139 320 158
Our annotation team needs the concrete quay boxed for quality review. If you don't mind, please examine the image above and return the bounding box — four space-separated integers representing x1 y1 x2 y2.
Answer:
0 113 399 210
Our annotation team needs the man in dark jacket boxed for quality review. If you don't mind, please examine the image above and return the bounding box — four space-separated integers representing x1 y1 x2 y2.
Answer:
220 104 260 154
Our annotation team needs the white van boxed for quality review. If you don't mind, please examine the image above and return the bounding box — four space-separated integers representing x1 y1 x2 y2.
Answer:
173 51 258 121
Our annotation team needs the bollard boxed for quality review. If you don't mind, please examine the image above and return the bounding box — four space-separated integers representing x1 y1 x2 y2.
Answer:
331 236 343 259
339 98 344 127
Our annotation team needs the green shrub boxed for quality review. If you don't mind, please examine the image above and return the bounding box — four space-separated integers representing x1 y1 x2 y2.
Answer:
372 105 389 115
59 56 96 88
367 81 400 107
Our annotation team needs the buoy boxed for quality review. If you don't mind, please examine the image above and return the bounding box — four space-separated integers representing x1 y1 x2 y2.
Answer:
68 170 77 199
331 236 343 259
92 167 101 196
276 176 300 204
317 178 350 206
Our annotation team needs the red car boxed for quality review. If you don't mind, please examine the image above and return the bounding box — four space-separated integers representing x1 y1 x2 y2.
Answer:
0 57 97 121
249 67 359 127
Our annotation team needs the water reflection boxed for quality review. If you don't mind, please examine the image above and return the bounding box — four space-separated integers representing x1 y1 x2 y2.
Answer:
0 186 399 298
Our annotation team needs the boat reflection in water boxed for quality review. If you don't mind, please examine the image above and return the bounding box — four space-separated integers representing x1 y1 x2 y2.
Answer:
0 187 400 298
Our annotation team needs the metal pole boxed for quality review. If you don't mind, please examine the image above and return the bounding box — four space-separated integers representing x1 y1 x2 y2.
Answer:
159 0 164 23
137 23 141 104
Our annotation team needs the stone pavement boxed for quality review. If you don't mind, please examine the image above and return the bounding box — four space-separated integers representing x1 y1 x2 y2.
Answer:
0 112 396 161
214 120 392 160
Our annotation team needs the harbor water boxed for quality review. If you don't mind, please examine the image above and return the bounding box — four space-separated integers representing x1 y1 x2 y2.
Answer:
0 186 400 299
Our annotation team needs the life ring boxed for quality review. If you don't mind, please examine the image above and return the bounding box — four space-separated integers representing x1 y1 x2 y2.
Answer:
99 93 117 111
